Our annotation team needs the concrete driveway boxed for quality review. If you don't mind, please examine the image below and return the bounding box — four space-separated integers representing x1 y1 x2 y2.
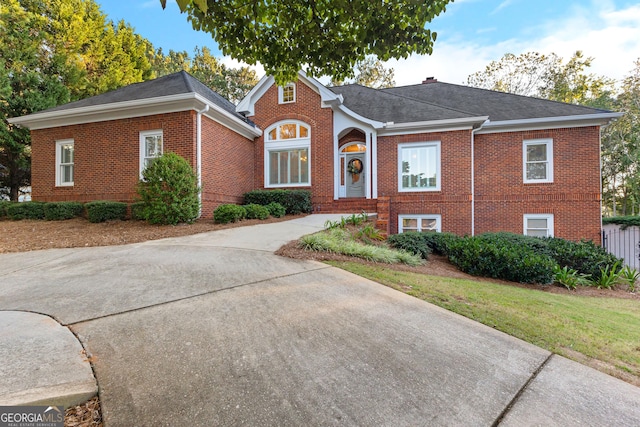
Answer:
1 215 639 426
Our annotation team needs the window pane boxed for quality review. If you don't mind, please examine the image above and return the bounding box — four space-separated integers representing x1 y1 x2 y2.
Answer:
401 145 437 189
61 165 73 183
282 84 295 102
268 129 277 140
403 218 418 228
527 144 547 162
290 150 300 183
279 152 288 183
61 144 73 163
526 228 548 237
279 124 297 139
299 126 308 138
527 218 548 229
421 219 437 231
269 152 279 185
145 136 162 157
526 162 547 180
300 149 309 183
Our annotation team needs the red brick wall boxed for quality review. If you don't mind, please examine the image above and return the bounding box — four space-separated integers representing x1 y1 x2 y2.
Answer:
200 116 255 216
339 129 365 147
474 127 602 243
249 80 334 208
377 130 473 236
30 112 196 203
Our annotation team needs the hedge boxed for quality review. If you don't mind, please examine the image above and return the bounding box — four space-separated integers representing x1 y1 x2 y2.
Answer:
0 200 11 218
6 202 45 220
243 203 270 220
602 216 640 229
265 202 286 218
43 202 84 220
85 201 127 223
243 189 312 214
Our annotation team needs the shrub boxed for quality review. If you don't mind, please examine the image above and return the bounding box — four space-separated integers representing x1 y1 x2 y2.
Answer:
420 232 462 256
0 200 11 218
265 202 286 218
85 201 127 223
244 203 270 220
136 152 200 225
619 266 639 292
6 202 45 220
387 232 432 260
602 216 640 229
243 189 312 214
544 237 621 279
447 235 557 284
214 204 246 224
130 202 146 221
590 261 622 289
43 202 83 220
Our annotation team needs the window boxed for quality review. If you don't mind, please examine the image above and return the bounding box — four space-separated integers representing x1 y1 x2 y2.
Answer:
524 139 553 183
524 214 554 237
278 83 296 104
140 130 163 174
265 121 310 187
398 142 441 191
55 139 74 186
398 214 442 233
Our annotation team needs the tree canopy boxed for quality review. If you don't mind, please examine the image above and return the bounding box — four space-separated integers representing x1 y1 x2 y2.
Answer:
160 0 452 84
330 57 395 89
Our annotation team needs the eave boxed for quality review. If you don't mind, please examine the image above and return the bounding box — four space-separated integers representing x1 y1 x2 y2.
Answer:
8 93 261 139
377 116 489 136
476 112 623 134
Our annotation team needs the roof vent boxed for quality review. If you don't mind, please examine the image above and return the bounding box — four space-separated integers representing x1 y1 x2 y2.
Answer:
422 77 438 84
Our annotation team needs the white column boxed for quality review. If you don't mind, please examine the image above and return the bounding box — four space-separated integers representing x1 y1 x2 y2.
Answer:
365 131 372 199
334 133 340 200
371 131 378 199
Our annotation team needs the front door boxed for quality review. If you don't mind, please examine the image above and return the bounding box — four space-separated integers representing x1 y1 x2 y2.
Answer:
345 153 365 198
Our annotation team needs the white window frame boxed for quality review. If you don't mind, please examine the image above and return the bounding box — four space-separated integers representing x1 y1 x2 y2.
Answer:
264 120 311 188
55 139 74 187
398 214 442 233
139 130 163 176
523 139 553 183
278 83 296 104
523 214 554 237
398 141 441 192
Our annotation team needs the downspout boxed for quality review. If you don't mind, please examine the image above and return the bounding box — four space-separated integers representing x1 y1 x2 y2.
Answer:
196 104 209 218
470 120 488 236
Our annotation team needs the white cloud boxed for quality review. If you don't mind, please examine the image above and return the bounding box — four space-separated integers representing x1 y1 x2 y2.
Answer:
387 1 640 88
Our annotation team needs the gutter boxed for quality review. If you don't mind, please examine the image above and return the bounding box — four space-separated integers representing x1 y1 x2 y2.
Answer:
196 104 209 218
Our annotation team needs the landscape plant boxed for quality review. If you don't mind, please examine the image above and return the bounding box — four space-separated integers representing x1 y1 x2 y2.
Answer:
213 204 246 224
265 202 286 218
136 153 200 225
553 265 590 291
43 201 84 220
85 201 127 223
243 203 270 220
243 189 312 214
619 266 639 292
5 201 45 220
590 261 622 289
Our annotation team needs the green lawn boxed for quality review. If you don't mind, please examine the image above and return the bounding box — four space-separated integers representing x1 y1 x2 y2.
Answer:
328 261 640 383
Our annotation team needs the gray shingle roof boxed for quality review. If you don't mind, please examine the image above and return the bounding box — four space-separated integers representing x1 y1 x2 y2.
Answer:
46 71 247 123
330 81 611 123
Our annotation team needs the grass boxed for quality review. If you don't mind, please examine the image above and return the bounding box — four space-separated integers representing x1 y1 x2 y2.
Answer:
328 261 640 383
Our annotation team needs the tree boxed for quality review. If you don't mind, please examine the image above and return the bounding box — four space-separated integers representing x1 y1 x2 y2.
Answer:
1 0 155 200
160 0 452 84
151 46 259 104
330 57 395 88
467 51 614 104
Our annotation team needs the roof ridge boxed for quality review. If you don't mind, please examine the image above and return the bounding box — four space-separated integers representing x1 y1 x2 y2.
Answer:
180 70 195 93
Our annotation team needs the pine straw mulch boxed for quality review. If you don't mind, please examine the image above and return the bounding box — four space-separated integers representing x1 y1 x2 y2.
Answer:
65 397 102 427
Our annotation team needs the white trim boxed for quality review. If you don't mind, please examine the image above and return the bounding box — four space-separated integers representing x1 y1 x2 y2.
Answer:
196 105 209 218
379 116 488 135
278 83 296 104
139 130 163 177
398 214 442 233
398 141 441 192
8 93 261 139
371 132 378 199
524 214 554 237
264 120 311 188
476 113 622 134
523 139 553 184
55 139 74 187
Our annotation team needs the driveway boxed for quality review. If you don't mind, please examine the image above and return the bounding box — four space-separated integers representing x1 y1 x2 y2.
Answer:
1 215 639 426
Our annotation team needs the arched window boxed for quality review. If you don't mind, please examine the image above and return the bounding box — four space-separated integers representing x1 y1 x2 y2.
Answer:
265 121 310 187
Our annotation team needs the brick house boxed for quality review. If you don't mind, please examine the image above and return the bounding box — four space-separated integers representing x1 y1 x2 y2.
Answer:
9 71 620 242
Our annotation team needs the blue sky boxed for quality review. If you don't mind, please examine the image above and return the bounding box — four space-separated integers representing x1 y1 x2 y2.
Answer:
99 0 640 87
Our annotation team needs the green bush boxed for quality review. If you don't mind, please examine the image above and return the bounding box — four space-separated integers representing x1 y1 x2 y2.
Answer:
265 202 286 218
136 152 200 225
6 202 45 220
85 201 127 223
387 232 432 259
544 237 621 279
43 202 83 220
0 200 11 218
213 204 246 224
243 189 312 214
244 203 270 220
420 232 462 256
602 216 640 229
130 202 146 221
447 234 557 284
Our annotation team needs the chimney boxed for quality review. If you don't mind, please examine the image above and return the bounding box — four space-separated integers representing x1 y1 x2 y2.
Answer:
422 77 437 84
